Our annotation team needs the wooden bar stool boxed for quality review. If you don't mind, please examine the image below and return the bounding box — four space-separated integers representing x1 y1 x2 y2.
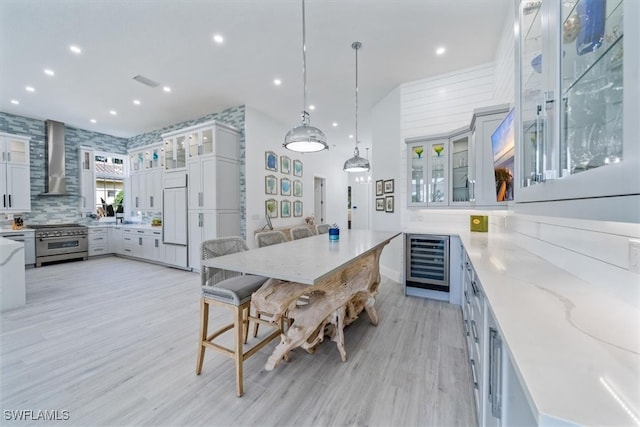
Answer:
195 237 282 397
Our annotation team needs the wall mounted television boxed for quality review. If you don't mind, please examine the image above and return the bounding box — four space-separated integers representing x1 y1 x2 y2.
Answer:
491 108 515 202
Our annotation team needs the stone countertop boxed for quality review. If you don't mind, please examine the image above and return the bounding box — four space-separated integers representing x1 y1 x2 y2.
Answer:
404 226 639 426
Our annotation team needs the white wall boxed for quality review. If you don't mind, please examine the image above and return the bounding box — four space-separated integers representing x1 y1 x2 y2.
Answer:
492 0 516 105
244 107 348 248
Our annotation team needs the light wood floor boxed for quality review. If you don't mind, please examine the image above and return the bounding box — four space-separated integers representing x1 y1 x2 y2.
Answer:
1 257 477 427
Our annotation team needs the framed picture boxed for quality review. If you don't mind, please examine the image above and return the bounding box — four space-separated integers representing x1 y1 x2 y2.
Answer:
265 199 278 218
376 198 385 211
293 159 303 177
265 175 277 195
280 156 291 174
265 151 278 172
281 200 291 218
293 200 303 217
280 178 291 196
384 179 394 194
385 195 394 213
376 180 383 196
293 180 303 197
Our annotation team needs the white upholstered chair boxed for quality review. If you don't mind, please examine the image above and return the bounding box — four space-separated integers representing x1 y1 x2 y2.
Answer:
290 226 314 240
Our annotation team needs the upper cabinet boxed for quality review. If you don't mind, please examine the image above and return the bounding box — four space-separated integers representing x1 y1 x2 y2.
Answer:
516 0 639 203
79 147 95 212
406 105 508 208
128 143 163 212
0 133 31 213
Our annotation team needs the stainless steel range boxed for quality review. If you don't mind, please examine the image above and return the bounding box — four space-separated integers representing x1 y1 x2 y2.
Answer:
27 224 88 267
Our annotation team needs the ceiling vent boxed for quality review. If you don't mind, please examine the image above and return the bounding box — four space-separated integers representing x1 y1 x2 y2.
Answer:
132 74 160 88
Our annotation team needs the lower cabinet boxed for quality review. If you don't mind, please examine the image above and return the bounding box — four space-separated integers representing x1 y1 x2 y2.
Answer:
88 227 109 257
188 210 240 271
461 249 535 427
118 226 187 268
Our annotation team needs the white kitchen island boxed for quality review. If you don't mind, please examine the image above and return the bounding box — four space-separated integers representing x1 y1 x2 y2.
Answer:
0 237 26 312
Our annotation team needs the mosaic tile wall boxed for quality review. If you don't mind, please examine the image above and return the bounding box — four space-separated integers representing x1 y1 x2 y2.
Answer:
1 106 246 237
0 112 128 225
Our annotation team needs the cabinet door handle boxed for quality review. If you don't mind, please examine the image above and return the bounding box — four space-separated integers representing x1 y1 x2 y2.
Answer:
471 280 479 296
135 196 139 208
199 192 203 207
198 145 202 155
6 152 11 162
199 213 203 227
489 328 502 418
8 194 11 207
150 196 153 207
155 239 159 248
463 319 469 336
3 194 5 208
471 320 479 343
470 358 478 389
139 237 143 245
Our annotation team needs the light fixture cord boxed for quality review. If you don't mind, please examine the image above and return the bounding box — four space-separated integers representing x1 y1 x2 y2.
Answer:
354 42 359 153
301 0 309 126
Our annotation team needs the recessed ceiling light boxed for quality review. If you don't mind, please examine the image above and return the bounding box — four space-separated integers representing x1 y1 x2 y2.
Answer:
162 86 171 93
133 99 141 105
10 99 19 105
109 110 117 115
436 47 446 55
308 105 315 110
273 78 282 86
332 122 338 127
25 86 35 92
213 34 224 44
44 69 55 76
69 45 82 54
90 119 97 123
349 134 354 139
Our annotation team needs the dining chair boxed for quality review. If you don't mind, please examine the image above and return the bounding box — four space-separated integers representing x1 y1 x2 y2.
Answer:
255 230 288 248
253 229 306 338
196 237 282 397
290 226 314 240
316 224 330 234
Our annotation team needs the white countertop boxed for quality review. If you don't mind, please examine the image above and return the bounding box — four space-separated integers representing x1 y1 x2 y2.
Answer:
202 230 401 285
408 226 639 427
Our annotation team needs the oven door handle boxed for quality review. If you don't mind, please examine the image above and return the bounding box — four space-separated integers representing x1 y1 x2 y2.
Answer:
38 235 87 241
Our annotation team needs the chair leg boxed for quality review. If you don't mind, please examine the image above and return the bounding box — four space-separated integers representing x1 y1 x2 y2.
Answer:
253 312 261 337
234 305 245 397
243 306 250 344
196 298 209 375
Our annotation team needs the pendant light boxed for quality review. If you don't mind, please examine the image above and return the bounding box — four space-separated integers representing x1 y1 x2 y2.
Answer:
283 0 328 153
343 41 370 172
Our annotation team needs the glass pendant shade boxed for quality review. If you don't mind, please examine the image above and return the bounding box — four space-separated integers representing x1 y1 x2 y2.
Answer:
283 0 328 153
343 146 370 172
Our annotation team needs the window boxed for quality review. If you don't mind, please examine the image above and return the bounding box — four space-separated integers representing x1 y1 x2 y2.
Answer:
94 151 126 217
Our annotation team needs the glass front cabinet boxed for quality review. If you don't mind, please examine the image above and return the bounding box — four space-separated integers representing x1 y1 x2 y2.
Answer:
406 105 509 208
408 138 450 207
516 0 639 203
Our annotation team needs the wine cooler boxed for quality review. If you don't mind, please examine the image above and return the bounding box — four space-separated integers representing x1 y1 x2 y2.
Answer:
405 234 450 293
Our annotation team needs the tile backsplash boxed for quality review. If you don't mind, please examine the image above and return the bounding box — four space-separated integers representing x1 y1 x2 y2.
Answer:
1 106 246 237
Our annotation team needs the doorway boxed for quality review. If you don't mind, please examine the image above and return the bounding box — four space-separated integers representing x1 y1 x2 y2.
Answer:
314 177 326 224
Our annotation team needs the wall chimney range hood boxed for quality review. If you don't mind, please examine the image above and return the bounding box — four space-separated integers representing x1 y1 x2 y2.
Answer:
41 120 67 195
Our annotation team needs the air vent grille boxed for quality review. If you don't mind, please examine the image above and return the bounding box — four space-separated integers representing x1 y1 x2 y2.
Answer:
132 74 160 88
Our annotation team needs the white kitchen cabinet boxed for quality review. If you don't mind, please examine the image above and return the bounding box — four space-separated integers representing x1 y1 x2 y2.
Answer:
406 105 508 208
516 0 639 204
128 143 164 212
188 210 241 271
0 133 30 213
79 147 96 212
88 227 109 257
109 226 123 254
461 249 535 427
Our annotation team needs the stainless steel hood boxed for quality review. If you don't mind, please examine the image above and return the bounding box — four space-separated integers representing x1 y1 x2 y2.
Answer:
41 120 67 195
